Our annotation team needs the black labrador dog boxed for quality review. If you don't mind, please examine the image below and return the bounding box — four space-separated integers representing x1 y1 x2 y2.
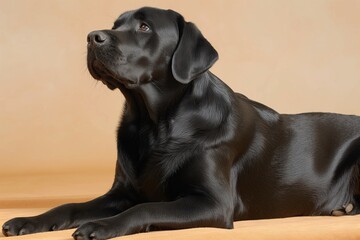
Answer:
3 6 360 240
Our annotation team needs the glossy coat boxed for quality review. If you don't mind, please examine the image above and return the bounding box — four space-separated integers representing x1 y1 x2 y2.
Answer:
3 7 360 240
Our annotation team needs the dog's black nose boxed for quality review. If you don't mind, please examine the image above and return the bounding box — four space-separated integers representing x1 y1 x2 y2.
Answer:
87 31 108 46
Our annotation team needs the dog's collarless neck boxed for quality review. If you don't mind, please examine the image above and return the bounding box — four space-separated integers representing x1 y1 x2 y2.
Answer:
122 78 188 123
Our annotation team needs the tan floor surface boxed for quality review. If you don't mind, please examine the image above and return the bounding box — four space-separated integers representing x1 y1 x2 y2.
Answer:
1 171 360 239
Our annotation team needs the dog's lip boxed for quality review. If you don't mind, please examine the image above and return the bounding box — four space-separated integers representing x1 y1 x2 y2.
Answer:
89 60 120 88
88 58 140 89
103 80 117 90
88 59 104 80
89 64 101 80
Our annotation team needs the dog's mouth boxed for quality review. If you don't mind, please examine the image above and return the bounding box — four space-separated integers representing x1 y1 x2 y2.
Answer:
88 60 119 90
87 54 139 90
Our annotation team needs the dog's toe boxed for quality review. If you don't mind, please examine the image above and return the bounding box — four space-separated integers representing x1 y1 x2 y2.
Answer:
331 209 345 216
345 203 354 214
2 224 11 236
72 231 84 240
2 217 45 236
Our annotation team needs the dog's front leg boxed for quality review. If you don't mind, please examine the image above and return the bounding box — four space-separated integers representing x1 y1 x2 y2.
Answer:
2 190 133 237
73 195 233 240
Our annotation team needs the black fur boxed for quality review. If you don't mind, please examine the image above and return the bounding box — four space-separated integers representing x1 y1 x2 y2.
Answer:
3 7 360 240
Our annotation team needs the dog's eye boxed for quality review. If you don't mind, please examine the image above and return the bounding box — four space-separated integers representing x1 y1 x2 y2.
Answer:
139 23 150 32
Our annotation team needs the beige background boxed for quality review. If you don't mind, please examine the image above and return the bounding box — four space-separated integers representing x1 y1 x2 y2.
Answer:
1 0 360 176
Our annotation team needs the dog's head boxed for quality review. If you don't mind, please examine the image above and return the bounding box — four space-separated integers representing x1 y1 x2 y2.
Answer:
87 7 218 90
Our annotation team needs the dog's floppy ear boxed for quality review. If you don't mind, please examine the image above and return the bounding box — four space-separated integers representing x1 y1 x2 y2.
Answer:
171 22 218 84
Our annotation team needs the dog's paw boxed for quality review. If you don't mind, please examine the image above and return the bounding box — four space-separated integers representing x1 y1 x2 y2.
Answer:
2 217 41 236
73 222 111 240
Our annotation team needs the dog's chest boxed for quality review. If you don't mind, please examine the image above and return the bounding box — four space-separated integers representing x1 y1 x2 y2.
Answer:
122 117 190 201
132 123 174 201
135 152 174 202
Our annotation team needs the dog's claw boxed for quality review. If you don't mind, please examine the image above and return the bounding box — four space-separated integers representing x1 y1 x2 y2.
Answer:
19 228 29 235
331 209 345 216
331 202 354 216
89 232 96 239
345 203 354 213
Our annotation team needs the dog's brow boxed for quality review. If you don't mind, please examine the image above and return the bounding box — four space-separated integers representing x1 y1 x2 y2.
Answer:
113 19 125 29
113 11 134 29
133 11 146 21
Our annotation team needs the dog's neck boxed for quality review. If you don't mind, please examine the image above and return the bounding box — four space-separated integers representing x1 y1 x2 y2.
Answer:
119 77 188 123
